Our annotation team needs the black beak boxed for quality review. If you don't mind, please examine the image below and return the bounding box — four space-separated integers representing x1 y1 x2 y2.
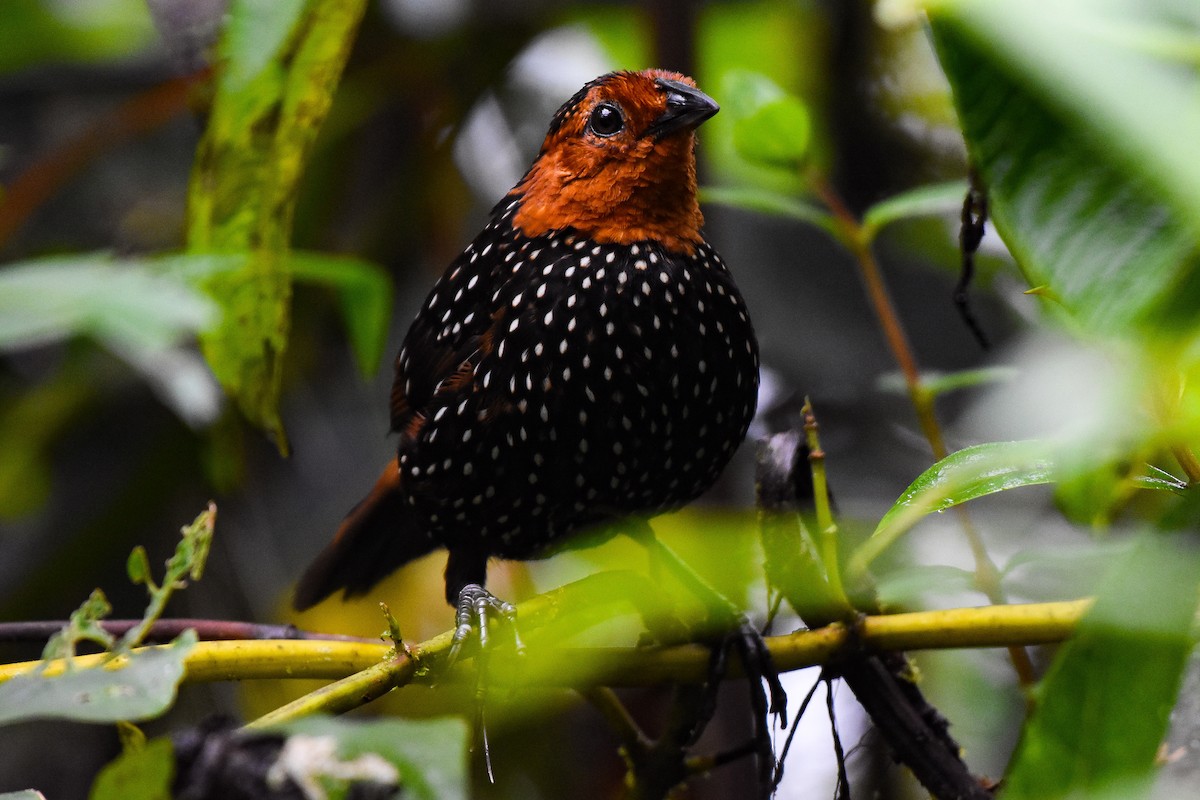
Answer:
647 78 719 139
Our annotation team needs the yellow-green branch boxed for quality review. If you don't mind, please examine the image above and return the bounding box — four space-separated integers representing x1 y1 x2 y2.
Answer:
0 599 1091 691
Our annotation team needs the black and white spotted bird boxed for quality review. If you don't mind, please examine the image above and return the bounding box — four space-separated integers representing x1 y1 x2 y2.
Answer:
294 69 760 640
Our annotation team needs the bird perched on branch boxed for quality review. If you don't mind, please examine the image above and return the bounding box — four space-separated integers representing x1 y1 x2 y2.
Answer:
294 69 759 646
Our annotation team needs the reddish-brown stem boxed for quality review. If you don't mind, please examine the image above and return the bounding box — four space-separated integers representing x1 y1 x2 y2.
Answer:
0 67 209 251
0 618 375 645
811 175 946 455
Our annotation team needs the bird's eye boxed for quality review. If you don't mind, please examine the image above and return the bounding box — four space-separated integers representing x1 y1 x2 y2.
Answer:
587 103 624 137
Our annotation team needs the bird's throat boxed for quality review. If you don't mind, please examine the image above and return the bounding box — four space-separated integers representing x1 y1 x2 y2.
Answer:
510 138 705 255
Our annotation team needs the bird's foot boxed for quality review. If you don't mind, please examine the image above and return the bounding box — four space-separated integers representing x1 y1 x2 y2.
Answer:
446 583 524 667
444 584 523 785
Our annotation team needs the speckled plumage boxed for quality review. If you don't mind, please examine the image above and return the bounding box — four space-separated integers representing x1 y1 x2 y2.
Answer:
295 69 759 611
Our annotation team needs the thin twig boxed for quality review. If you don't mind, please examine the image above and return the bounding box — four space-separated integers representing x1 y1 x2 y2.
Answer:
802 399 850 611
1172 445 1200 486
582 686 650 756
685 740 760 775
0 618 376 645
772 674 824 789
827 679 852 800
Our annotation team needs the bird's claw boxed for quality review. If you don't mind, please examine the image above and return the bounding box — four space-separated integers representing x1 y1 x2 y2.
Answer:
446 583 524 667
729 616 788 724
706 616 788 795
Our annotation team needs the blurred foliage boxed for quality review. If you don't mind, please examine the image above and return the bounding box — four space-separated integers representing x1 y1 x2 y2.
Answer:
0 0 1199 798
1003 535 1199 800
724 70 811 171
88 736 173 800
0 255 214 354
278 716 468 800
0 0 156 74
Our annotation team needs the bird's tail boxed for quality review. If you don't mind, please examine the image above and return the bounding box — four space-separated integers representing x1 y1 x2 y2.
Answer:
293 459 436 610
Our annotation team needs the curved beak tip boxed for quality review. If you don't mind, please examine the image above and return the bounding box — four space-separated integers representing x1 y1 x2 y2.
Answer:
652 78 719 137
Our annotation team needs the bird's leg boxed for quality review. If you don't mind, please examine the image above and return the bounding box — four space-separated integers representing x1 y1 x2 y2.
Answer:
453 586 522 785
625 521 788 793
447 583 523 666
443 549 525 667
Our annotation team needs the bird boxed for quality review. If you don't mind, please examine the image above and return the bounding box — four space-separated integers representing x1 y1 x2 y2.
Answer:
293 69 760 643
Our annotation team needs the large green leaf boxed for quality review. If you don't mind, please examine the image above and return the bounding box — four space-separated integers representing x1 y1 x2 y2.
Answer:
928 3 1200 333
187 0 368 454
1002 535 1200 798
0 630 197 726
931 0 1200 233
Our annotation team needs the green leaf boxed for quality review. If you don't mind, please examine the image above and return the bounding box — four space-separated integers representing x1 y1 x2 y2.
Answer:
699 186 838 241
1135 467 1189 493
289 252 393 377
1053 459 1145 528
42 589 116 661
169 503 216 584
760 509 841 620
1003 534 1200 798
219 0 306 92
877 366 1018 398
0 255 216 354
733 98 811 170
860 180 970 243
278 716 469 800
722 71 811 170
0 630 197 725
118 505 216 653
928 6 1200 334
126 547 152 587
89 737 173 800
850 440 1056 576
187 0 369 454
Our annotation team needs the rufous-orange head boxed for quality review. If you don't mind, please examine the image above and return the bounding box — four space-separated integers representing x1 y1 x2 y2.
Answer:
509 69 718 254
